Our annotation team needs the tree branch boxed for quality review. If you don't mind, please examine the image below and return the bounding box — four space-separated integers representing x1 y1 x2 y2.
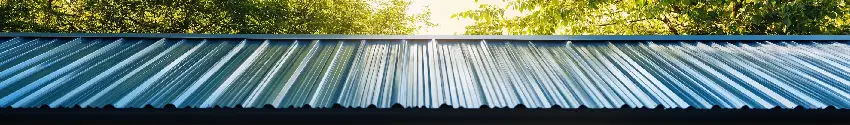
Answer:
595 18 654 26
660 15 680 35
663 4 684 35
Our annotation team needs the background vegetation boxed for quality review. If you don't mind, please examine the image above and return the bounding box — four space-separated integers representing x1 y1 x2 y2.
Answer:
454 0 850 35
0 0 433 34
1 0 848 35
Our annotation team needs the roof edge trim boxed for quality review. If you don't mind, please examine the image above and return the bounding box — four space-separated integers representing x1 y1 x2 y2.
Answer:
1 33 849 41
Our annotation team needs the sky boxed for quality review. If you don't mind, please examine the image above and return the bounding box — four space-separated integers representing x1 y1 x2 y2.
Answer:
406 0 527 35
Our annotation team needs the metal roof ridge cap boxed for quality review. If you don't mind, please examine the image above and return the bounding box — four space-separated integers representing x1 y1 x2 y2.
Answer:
1 33 849 41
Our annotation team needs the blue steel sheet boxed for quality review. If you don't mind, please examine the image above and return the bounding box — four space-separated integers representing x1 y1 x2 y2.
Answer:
0 35 849 109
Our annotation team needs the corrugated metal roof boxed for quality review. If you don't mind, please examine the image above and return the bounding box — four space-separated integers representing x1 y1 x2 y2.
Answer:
2 34 850 109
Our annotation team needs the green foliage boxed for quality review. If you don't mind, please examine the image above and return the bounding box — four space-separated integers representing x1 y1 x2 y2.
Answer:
453 0 850 35
0 0 433 35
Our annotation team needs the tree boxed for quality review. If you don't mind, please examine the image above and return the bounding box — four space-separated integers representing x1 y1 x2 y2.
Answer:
453 0 850 35
0 0 433 35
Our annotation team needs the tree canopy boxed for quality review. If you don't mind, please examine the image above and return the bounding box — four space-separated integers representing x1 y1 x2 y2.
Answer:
0 0 433 34
453 0 850 35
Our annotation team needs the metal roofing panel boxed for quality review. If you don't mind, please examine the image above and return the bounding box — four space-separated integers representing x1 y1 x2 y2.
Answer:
1 34 850 109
